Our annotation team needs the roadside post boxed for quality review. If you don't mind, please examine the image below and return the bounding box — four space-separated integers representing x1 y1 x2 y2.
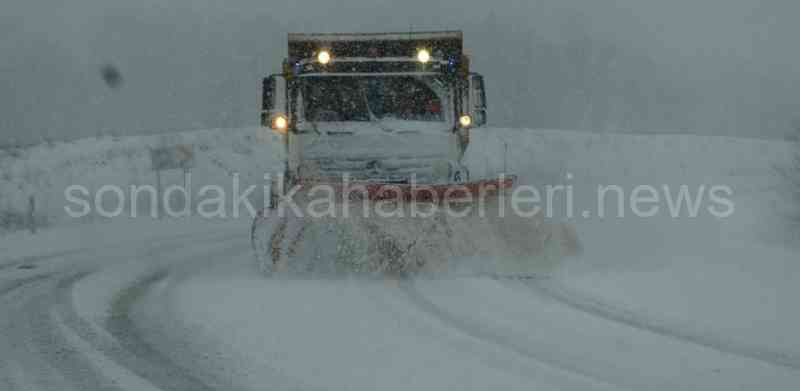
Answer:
150 145 195 218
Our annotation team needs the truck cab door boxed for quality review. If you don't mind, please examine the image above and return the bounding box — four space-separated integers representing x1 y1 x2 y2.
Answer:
469 73 487 127
261 74 288 130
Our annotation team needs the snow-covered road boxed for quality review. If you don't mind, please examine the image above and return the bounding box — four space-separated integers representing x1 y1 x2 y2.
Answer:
0 222 246 390
1 216 798 391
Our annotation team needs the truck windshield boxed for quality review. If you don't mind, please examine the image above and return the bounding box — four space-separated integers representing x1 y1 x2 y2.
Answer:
301 76 444 122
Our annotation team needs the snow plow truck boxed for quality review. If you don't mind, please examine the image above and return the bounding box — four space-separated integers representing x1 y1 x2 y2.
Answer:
252 30 580 276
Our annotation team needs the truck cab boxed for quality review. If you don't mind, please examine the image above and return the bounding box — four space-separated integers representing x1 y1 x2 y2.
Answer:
262 31 487 185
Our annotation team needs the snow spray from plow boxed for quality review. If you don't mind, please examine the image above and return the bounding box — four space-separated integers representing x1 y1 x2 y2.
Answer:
251 175 582 276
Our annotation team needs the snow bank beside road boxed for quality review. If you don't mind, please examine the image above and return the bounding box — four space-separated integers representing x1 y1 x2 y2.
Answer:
466 128 793 188
0 128 282 233
466 127 793 242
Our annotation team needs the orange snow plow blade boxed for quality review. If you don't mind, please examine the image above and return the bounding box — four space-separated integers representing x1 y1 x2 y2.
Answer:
296 175 516 201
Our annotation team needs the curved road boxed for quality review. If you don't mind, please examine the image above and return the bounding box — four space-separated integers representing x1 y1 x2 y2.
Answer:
1 224 799 391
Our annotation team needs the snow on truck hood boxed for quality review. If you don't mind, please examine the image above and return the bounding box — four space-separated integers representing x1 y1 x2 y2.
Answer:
297 120 450 135
297 120 452 159
295 121 454 181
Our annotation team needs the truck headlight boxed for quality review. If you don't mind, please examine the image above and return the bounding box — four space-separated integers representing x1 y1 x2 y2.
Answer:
317 50 331 65
459 114 472 128
417 49 431 64
272 114 289 133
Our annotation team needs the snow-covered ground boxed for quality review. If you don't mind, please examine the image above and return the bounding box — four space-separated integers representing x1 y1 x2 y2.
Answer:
0 127 282 233
1 127 798 390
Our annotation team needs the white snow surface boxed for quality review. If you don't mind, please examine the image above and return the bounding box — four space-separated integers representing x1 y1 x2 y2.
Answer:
1 127 799 390
0 127 282 233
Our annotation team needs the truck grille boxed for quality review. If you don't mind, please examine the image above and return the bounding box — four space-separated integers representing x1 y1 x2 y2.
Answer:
300 155 446 183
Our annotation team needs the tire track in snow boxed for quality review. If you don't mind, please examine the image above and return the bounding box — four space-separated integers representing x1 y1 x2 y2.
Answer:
0 228 239 272
523 279 800 371
0 271 126 391
398 279 635 391
106 270 216 391
0 273 56 295
0 249 89 272
102 240 253 391
0 229 246 391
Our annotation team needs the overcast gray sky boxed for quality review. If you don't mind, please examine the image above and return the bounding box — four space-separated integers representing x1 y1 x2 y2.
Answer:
2 0 799 145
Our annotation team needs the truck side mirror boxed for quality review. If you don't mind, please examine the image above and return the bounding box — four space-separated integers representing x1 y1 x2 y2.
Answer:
261 74 288 130
469 73 487 127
